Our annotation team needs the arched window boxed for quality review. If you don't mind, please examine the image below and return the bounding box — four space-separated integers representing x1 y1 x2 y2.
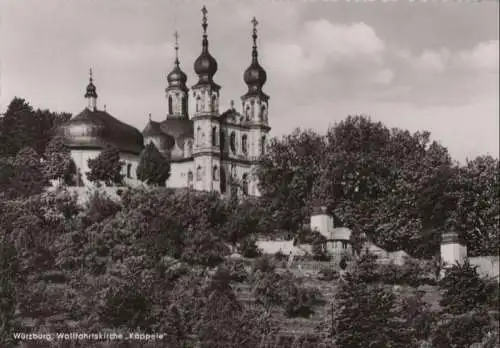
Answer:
211 94 217 112
181 95 188 115
245 105 250 121
261 135 266 155
187 171 193 187
168 95 173 115
196 126 201 145
196 165 203 181
250 100 255 119
185 140 193 157
220 131 226 151
212 165 219 181
211 126 217 146
242 173 248 196
196 96 201 112
261 104 267 121
230 132 236 154
241 134 248 154
126 163 132 178
220 167 226 194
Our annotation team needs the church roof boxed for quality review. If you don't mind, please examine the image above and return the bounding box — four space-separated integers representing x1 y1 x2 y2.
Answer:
59 108 144 155
159 118 194 140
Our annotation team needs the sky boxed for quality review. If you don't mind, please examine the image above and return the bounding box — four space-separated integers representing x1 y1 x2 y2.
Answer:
0 0 498 163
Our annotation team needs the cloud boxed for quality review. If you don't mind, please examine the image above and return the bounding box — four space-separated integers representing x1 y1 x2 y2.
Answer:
83 41 175 66
262 20 385 79
456 40 499 72
402 40 499 74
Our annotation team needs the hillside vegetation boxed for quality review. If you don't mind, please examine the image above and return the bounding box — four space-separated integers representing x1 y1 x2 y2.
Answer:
0 97 499 347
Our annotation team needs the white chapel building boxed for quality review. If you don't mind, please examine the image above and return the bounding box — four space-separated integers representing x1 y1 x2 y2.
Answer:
58 7 270 197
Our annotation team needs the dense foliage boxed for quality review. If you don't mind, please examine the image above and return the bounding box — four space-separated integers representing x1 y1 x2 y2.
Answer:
136 142 171 186
257 115 499 259
86 146 124 186
0 97 498 347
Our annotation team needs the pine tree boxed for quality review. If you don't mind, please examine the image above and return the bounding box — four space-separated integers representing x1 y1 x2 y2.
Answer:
334 272 416 348
136 142 171 186
86 146 124 186
439 260 494 315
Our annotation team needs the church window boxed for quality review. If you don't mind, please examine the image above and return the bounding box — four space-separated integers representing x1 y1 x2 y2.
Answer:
196 96 201 112
196 126 201 145
168 95 173 115
213 165 219 181
196 165 203 181
185 140 193 157
245 105 250 121
187 171 193 187
181 95 187 115
220 131 226 151
126 164 132 178
230 132 236 154
261 105 267 121
220 167 226 194
250 100 255 119
241 134 248 154
242 173 248 196
211 94 217 112
211 126 217 146
261 135 266 155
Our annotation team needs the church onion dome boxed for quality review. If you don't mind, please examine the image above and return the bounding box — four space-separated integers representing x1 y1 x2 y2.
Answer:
58 108 144 155
84 78 97 99
243 17 268 98
167 65 188 90
166 31 188 92
193 6 219 87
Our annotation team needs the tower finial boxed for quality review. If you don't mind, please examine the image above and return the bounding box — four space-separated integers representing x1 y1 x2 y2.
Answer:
251 17 259 60
174 31 180 65
201 6 208 36
89 67 93 83
149 113 152 120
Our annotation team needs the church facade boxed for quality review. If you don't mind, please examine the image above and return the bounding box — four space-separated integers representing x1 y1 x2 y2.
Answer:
58 7 270 197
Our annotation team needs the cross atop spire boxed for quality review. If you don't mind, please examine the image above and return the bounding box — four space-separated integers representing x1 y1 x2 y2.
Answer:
250 17 259 60
89 67 93 83
201 6 208 36
174 31 180 65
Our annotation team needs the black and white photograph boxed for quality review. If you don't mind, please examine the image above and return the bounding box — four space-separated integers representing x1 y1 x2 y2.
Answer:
0 0 498 347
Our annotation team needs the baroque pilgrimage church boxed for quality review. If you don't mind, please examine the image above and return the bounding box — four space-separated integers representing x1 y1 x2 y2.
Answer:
58 7 270 197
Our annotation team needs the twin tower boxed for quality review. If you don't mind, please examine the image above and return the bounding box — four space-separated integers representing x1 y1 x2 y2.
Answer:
165 6 269 125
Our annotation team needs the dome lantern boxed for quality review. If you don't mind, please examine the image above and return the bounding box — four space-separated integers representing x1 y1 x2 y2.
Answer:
243 17 267 95
193 6 218 86
166 31 188 92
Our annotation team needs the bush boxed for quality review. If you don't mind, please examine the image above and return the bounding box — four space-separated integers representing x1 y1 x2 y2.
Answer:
439 261 495 315
318 267 339 281
238 237 262 258
82 189 121 226
431 310 492 347
274 250 287 261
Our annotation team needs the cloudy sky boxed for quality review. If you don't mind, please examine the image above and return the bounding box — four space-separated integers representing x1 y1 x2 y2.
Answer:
0 0 498 162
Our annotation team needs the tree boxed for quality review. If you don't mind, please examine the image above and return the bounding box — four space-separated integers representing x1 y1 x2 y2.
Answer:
0 97 71 157
439 261 495 315
0 147 48 199
136 142 171 186
43 135 76 185
447 155 500 256
86 146 124 186
257 116 455 258
256 128 325 232
334 272 416 348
